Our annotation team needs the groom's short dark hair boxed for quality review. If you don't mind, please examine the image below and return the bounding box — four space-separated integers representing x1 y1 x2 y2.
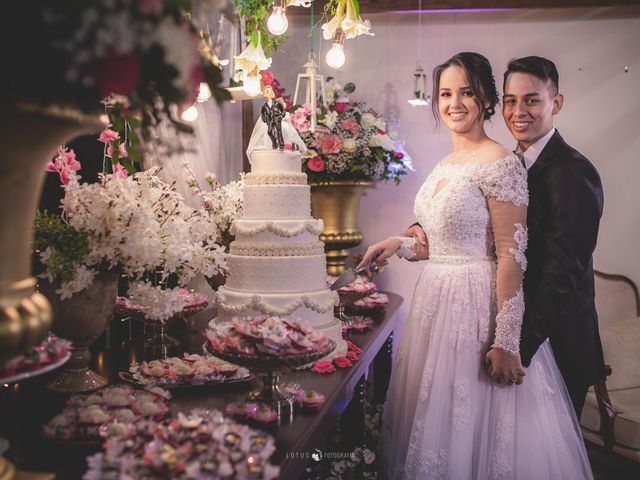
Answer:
504 56 559 95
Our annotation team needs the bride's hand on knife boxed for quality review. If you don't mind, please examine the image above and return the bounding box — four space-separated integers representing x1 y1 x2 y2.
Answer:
356 237 404 273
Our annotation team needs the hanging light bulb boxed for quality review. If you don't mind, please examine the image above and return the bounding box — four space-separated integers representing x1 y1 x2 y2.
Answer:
326 29 346 69
196 82 212 103
267 0 288 36
181 104 199 122
242 74 262 97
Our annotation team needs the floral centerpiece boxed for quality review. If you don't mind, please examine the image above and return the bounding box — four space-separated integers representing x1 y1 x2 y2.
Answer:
1 0 228 122
36 148 225 320
291 78 413 184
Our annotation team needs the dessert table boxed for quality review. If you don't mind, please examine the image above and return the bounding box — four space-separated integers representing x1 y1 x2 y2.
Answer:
0 293 402 479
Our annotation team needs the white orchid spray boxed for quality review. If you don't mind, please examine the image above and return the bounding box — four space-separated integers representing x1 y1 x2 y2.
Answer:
322 0 373 40
60 167 226 288
182 162 244 251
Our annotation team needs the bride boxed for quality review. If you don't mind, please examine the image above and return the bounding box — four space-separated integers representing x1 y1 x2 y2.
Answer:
357 52 592 479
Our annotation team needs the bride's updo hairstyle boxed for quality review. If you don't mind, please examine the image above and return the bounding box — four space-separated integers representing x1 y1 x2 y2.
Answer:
432 52 499 125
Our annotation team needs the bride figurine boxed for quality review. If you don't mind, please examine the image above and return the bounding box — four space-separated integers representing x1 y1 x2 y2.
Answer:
246 85 307 160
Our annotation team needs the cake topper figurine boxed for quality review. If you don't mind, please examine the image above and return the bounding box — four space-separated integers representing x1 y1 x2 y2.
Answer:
261 85 286 150
246 83 308 160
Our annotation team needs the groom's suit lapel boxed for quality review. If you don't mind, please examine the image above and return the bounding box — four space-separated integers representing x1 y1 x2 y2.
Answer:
527 129 565 179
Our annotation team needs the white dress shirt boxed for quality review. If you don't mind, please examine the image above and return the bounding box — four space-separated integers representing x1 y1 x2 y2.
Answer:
516 127 556 171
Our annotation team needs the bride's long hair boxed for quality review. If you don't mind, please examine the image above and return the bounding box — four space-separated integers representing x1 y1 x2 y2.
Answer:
431 52 499 126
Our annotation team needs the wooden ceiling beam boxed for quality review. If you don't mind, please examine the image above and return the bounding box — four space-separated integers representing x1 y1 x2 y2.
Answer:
288 0 640 15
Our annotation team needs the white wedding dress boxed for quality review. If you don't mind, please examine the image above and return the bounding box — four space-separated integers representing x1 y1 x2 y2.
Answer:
383 153 593 479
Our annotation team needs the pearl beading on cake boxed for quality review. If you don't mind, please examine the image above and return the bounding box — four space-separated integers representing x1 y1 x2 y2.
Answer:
231 219 324 238
245 172 308 185
230 242 325 257
215 290 339 316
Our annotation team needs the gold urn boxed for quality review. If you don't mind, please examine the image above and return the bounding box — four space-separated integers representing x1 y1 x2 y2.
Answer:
310 181 371 276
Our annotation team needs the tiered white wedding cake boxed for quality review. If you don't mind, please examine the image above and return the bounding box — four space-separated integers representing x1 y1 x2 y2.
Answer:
214 149 346 358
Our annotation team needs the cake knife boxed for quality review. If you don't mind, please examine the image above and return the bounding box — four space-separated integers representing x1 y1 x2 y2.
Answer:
329 259 378 291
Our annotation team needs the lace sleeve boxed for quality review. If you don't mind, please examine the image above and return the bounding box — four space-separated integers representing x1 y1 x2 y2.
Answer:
392 236 418 260
483 156 529 354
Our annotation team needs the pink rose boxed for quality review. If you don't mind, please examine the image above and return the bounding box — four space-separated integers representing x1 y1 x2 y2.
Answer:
346 350 359 362
345 339 362 354
319 134 342 154
311 360 336 374
307 156 325 173
291 109 311 133
341 118 360 135
333 356 353 369
393 151 404 159
334 102 348 113
260 70 274 86
113 163 128 179
98 129 120 143
46 161 57 172
95 53 141 98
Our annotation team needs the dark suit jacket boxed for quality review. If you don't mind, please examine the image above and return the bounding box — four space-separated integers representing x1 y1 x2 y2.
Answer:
519 130 606 389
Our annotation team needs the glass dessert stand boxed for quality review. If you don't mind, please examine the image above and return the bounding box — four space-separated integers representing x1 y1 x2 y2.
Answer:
206 340 336 423
117 296 208 359
335 288 377 325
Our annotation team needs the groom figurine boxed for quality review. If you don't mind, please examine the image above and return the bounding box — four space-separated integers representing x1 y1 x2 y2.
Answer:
405 56 605 417
261 85 286 150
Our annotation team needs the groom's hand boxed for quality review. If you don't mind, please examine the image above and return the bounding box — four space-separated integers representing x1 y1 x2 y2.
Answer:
485 348 526 385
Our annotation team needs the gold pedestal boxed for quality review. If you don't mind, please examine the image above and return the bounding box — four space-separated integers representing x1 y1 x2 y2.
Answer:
310 181 371 276
0 105 104 370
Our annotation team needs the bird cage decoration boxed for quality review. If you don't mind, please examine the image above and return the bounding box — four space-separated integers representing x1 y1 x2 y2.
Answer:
293 54 328 132
408 63 430 107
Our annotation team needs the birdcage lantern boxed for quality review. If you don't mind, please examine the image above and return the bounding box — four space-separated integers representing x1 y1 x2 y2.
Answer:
408 63 430 107
293 54 327 132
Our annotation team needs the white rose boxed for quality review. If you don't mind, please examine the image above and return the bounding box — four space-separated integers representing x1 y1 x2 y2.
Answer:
368 133 395 151
342 138 357 153
361 112 376 128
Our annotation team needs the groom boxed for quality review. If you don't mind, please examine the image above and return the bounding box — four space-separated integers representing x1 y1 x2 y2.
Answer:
405 56 605 417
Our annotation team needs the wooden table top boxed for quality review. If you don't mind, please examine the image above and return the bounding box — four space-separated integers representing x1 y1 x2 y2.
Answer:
0 293 402 479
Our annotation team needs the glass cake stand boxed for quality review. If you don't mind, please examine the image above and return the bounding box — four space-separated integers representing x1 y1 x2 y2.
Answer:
206 340 336 420
335 288 378 324
117 297 208 359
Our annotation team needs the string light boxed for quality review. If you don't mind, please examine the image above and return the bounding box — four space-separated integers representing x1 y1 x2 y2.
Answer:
181 104 199 122
267 0 289 35
196 82 211 103
326 29 346 69
242 74 262 97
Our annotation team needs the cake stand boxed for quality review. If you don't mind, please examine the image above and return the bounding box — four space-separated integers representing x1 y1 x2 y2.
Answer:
335 288 378 324
117 295 208 359
207 340 336 421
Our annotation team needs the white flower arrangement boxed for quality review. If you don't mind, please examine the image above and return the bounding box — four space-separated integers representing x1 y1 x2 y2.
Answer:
126 282 189 322
182 163 244 251
52 167 225 301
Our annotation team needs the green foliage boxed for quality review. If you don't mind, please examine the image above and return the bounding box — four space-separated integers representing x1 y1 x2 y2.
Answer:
33 211 89 283
233 0 286 55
